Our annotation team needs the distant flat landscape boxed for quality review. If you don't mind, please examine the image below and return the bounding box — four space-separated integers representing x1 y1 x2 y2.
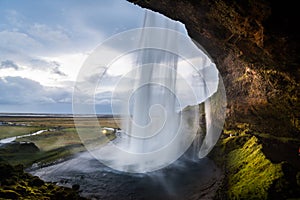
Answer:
0 113 115 118
0 114 119 168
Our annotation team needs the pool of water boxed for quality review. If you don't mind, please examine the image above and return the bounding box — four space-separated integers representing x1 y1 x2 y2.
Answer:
29 151 222 200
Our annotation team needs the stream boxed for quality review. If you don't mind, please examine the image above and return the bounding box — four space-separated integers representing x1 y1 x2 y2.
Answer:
28 151 223 200
0 129 47 145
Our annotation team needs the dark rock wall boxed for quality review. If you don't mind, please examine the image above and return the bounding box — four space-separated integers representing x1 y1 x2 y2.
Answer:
128 0 300 137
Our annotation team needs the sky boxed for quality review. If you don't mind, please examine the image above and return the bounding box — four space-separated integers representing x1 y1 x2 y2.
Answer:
0 0 219 115
0 0 147 114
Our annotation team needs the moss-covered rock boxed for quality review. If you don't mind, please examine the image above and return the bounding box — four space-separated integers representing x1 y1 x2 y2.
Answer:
226 136 283 199
209 129 300 199
0 162 87 200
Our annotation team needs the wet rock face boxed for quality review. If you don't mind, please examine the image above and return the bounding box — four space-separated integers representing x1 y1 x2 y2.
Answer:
128 0 300 137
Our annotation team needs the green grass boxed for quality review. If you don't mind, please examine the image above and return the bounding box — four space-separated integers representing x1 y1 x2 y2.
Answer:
0 117 118 168
0 144 85 167
0 127 86 167
17 127 115 151
8 126 115 167
16 129 81 151
0 117 122 128
0 126 43 139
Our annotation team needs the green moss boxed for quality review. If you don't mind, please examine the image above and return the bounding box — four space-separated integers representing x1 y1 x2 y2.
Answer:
208 132 250 166
223 124 251 137
227 136 283 199
0 162 87 200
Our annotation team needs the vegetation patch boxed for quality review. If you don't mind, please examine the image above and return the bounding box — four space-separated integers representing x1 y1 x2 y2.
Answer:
226 136 283 199
210 127 300 199
0 117 117 168
0 126 43 140
0 162 87 200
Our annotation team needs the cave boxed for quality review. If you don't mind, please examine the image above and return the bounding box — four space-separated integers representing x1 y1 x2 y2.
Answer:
127 0 300 198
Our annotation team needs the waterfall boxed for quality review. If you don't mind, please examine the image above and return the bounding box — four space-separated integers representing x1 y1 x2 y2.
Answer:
73 9 226 173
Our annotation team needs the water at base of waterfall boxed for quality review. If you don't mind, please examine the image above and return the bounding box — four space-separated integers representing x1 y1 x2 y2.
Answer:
29 151 222 200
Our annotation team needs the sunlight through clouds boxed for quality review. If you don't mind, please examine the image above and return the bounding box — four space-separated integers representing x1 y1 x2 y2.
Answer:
0 0 145 113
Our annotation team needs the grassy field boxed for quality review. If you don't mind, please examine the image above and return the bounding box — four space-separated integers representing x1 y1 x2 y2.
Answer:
0 126 43 139
0 116 121 128
0 116 119 167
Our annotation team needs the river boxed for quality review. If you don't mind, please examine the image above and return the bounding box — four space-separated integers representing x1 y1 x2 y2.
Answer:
28 151 222 200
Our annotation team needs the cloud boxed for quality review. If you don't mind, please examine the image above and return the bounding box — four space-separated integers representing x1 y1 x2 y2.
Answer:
42 53 88 81
0 0 185 114
0 76 44 104
27 23 71 49
0 16 71 58
0 0 147 81
4 9 25 29
29 58 66 76
0 60 19 70
65 0 144 39
52 66 66 76
0 75 118 107
0 30 42 55
0 76 70 105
